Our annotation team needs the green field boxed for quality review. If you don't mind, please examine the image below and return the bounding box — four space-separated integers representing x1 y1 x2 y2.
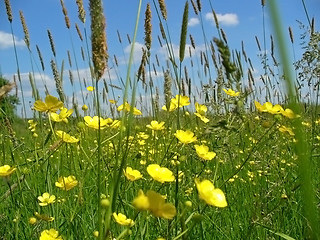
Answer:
0 0 319 239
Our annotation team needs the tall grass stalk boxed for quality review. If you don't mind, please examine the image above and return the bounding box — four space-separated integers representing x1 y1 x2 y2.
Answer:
268 1 319 239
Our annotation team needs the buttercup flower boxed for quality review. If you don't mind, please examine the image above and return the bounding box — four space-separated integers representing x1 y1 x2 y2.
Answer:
39 228 63 240
146 120 165 131
84 116 110 129
194 144 216 161
254 101 283 115
194 113 210 123
34 95 63 113
281 108 298 119
161 101 178 111
50 107 73 123
147 164 175 183
56 130 79 143
0 165 16 177
174 130 197 144
82 104 88 111
113 212 135 227
55 176 78 191
223 88 240 97
195 102 207 115
123 167 143 181
132 189 150 211
132 190 176 219
278 125 295 136
87 86 95 91
171 95 190 107
38 193 56 207
146 190 176 219
195 178 227 208
117 102 142 115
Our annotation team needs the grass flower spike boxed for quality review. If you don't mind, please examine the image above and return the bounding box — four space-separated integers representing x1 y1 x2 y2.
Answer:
123 167 143 181
112 212 135 226
33 95 63 113
195 178 227 208
55 176 78 191
147 164 175 183
39 228 63 240
0 165 16 177
38 193 56 206
175 130 197 144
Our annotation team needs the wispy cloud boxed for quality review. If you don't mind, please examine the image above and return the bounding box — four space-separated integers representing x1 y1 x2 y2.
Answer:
188 17 200 27
0 31 26 49
205 13 239 26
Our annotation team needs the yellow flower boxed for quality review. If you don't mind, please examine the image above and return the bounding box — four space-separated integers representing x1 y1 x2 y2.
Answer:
112 213 135 227
56 130 79 143
278 125 295 136
82 104 88 111
281 108 298 119
147 164 175 183
195 102 207 115
162 101 178 111
109 99 116 104
146 190 176 219
33 95 63 113
117 102 142 115
55 176 78 191
195 178 228 208
87 86 95 91
38 193 56 207
172 94 190 107
223 88 240 97
123 167 143 181
84 116 109 129
39 228 63 240
50 107 73 123
254 101 283 114
174 130 197 144
29 217 37 225
0 165 16 177
194 113 210 123
146 120 165 131
132 189 150 211
194 145 216 161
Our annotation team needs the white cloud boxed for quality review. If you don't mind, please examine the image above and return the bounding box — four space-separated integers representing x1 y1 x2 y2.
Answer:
205 12 239 26
188 17 200 27
0 31 26 49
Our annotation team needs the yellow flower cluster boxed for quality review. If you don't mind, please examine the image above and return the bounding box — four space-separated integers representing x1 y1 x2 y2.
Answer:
162 95 190 111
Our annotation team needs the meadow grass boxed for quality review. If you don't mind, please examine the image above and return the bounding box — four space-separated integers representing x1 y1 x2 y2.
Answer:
0 0 319 239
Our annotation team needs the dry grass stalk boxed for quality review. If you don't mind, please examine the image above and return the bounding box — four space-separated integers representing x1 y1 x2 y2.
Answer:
117 30 122 44
255 36 261 51
179 1 189 62
19 11 30 49
89 0 108 80
67 50 72 67
76 0 86 23
4 0 13 23
47 30 56 57
159 22 166 40
196 0 202 12
75 23 83 41
144 3 152 52
157 0 167 20
212 10 219 29
190 0 198 15
288 27 294 43
51 59 65 102
127 34 131 44
220 29 228 44
114 55 118 67
137 48 147 84
0 82 15 99
81 47 85 61
60 0 70 29
36 45 45 71
189 34 196 49
69 70 74 86
261 0 265 6
164 70 172 110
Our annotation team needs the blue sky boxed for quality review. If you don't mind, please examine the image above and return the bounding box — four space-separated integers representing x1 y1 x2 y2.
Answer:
0 0 319 117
